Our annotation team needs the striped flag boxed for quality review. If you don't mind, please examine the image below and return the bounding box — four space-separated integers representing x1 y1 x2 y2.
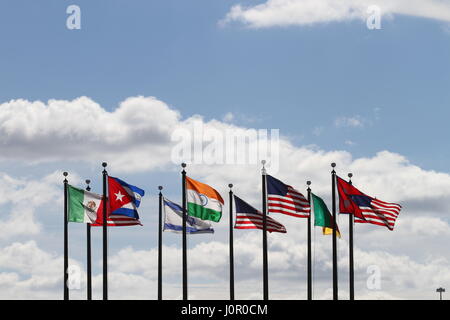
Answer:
234 195 286 233
92 176 144 227
337 176 401 230
266 175 310 218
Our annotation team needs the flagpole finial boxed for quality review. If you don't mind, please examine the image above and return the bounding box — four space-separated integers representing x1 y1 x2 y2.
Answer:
261 160 266 175
158 185 163 190
228 183 233 189
348 173 353 179
85 179 91 191
102 162 107 168
63 172 68 183
331 162 336 174
306 180 311 191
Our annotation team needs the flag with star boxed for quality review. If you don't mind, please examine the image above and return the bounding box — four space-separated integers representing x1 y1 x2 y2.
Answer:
92 176 145 226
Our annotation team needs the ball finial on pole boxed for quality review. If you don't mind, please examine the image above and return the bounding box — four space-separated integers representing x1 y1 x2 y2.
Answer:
228 183 233 189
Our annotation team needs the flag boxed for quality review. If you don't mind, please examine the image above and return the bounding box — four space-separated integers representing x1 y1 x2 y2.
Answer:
266 175 310 218
67 184 102 223
92 176 145 227
186 176 224 222
311 192 341 237
336 176 401 230
234 195 286 233
163 198 214 234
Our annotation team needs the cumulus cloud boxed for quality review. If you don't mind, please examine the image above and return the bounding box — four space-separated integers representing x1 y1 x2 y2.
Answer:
1 95 450 299
221 0 450 28
0 96 180 172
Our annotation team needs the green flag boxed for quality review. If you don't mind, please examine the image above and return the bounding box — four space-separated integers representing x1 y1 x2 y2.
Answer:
311 192 341 237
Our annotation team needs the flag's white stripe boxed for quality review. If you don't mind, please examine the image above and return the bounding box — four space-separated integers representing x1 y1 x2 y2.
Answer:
268 205 309 215
268 195 309 207
267 201 310 213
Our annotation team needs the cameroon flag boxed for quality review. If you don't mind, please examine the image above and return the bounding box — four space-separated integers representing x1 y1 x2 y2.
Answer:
186 176 224 222
311 193 341 238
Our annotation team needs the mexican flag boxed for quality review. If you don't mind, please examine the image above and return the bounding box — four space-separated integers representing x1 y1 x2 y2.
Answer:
186 176 223 222
311 192 341 238
67 185 103 223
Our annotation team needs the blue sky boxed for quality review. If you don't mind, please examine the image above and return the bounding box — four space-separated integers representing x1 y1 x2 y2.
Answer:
1 0 450 300
1 1 450 171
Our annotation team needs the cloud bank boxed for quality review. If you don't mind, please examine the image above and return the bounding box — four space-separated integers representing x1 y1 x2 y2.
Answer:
221 0 450 28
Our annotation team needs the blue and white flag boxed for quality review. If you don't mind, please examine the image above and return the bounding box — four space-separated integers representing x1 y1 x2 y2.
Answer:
163 198 214 234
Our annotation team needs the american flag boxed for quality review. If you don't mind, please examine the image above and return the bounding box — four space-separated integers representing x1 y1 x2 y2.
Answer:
337 176 401 230
234 195 286 233
266 175 310 218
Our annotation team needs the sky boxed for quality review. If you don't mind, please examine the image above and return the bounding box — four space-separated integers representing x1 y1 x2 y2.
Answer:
1 0 450 300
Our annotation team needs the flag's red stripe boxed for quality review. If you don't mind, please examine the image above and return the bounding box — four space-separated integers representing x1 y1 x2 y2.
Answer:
267 208 309 218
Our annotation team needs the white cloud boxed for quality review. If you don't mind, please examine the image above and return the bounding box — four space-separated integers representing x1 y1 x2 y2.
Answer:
222 112 234 122
334 115 365 128
1 95 450 299
221 0 450 28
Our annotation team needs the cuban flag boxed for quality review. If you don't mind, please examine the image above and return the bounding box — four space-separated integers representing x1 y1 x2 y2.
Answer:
93 176 145 227
163 198 214 234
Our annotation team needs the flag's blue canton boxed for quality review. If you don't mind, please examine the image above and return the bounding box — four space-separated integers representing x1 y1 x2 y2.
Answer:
266 175 288 196
234 196 259 214
349 195 373 208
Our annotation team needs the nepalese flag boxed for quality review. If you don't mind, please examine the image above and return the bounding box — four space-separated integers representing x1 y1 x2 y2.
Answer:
266 175 310 218
163 198 214 234
336 176 402 230
92 176 145 227
234 195 286 233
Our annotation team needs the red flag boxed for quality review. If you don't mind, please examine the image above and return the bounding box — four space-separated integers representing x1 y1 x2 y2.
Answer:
336 176 366 219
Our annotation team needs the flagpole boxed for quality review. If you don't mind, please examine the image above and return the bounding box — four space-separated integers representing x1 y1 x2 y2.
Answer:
261 160 269 300
307 180 312 300
85 179 92 301
228 183 235 301
331 163 338 300
158 185 163 300
348 173 354 300
63 172 69 300
181 163 188 300
102 162 108 301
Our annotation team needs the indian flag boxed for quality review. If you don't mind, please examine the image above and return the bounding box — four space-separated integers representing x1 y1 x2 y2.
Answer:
67 184 103 223
186 176 224 222
311 192 341 238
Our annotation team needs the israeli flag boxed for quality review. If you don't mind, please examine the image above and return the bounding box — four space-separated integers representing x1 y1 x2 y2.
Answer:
163 198 214 234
